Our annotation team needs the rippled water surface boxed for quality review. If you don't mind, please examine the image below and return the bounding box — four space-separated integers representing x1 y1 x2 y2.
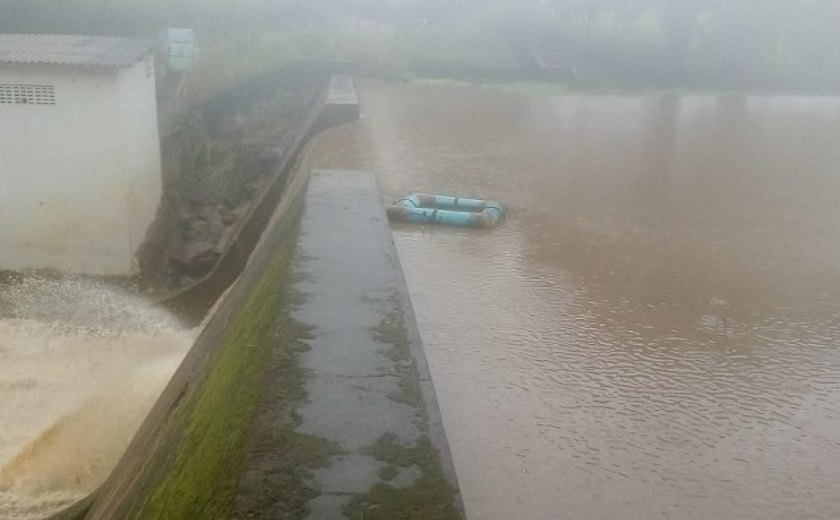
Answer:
308 82 840 519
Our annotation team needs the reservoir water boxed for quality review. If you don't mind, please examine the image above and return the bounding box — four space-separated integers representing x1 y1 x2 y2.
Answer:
308 81 840 519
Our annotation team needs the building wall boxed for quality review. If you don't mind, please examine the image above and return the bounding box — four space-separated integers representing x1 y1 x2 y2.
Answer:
117 58 163 272
0 60 162 275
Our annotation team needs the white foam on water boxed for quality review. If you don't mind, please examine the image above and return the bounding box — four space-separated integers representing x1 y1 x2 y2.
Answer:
0 275 195 519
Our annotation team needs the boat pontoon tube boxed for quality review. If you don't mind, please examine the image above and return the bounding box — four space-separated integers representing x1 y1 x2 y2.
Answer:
386 193 504 229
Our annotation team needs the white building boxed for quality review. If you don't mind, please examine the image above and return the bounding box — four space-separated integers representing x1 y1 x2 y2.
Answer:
0 34 162 276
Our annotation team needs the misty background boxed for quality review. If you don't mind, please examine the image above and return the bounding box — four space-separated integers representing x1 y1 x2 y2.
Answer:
2 0 840 94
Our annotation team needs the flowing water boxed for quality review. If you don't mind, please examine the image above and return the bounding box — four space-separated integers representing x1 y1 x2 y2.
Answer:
0 276 193 519
308 81 840 519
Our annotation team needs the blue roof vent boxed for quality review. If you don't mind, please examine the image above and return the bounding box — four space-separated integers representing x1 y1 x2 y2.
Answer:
164 28 199 71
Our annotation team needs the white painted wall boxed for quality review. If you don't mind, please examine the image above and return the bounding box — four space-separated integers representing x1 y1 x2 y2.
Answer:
117 58 163 273
0 58 162 275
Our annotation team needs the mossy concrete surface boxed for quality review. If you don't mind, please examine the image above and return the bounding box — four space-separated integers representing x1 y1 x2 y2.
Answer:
86 224 315 519
345 433 460 520
289 170 464 519
61 156 314 520
231 286 343 519
136 246 295 519
53 168 462 520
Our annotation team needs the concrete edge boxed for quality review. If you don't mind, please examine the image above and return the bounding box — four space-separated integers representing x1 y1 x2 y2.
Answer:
374 172 466 515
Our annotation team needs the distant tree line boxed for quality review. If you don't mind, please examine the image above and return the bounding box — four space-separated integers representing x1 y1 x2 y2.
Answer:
2 0 839 91
324 0 840 90
533 0 840 89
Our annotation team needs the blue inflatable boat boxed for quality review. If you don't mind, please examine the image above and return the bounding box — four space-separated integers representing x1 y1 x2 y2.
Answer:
386 193 504 229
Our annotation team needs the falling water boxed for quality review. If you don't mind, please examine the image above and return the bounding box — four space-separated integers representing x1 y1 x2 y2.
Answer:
0 275 194 519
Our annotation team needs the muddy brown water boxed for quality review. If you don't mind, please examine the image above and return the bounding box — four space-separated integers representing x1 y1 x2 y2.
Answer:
0 277 193 520
307 81 840 519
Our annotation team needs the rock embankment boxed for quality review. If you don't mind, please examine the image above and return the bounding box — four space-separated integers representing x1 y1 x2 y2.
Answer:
138 67 326 293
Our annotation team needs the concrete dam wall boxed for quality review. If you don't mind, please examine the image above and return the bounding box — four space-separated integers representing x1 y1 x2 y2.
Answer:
52 79 463 520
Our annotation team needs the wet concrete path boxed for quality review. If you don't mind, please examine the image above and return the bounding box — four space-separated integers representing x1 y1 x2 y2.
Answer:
290 170 462 519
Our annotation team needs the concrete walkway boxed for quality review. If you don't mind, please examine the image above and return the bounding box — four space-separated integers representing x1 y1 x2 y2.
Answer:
291 170 463 519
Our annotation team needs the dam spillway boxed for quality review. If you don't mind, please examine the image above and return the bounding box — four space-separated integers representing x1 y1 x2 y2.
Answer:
58 169 463 519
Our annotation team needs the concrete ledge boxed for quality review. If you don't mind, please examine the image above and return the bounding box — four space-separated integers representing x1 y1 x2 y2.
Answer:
279 170 464 519
315 75 360 128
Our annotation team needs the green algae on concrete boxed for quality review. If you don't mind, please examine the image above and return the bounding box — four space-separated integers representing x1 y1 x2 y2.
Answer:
290 170 464 519
125 238 335 520
135 248 294 519
373 309 429 431
343 301 459 520
344 433 460 520
232 279 343 519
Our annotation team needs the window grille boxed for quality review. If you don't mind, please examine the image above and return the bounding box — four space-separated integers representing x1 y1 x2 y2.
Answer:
0 84 56 105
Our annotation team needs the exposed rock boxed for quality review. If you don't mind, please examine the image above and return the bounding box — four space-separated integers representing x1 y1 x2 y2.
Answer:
138 69 323 293
171 240 220 277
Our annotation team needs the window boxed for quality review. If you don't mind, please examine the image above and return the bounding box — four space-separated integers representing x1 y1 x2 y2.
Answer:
0 84 56 105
